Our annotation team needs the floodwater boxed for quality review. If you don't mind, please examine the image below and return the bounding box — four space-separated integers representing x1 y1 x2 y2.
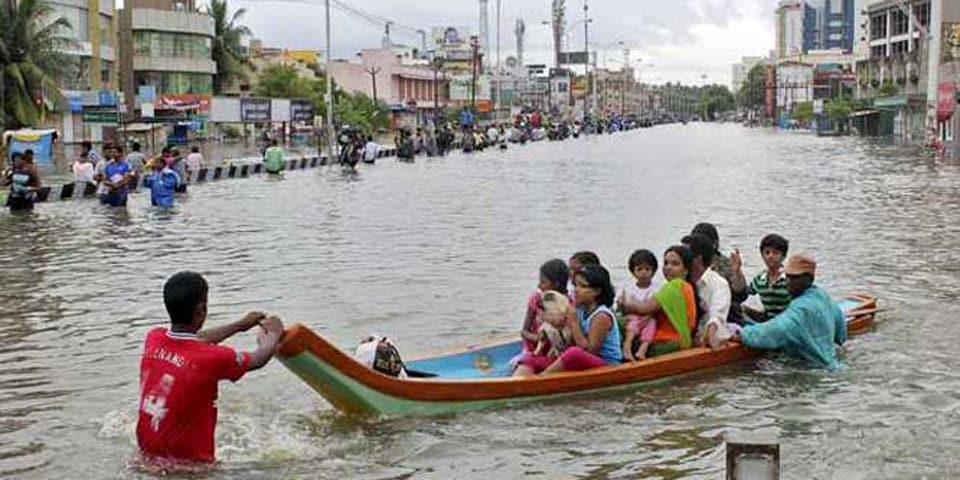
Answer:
1 124 957 479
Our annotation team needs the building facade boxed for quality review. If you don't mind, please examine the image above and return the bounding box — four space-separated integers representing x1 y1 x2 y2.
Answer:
222 39 323 96
119 0 216 116
330 48 449 129
594 67 637 116
821 0 855 51
48 0 120 144
777 0 826 59
854 0 933 141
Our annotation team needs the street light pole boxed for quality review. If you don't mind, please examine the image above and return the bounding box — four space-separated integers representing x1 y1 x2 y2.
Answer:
583 0 590 116
324 0 335 162
495 0 502 119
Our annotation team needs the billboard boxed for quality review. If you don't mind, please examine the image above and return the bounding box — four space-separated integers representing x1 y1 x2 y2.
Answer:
240 98 271 122
558 51 588 65
291 100 314 122
431 26 472 50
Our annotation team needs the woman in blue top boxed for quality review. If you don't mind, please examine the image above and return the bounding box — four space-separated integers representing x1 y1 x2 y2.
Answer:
514 264 622 376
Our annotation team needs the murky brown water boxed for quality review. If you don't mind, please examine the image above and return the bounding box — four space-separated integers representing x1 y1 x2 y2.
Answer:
1 124 956 479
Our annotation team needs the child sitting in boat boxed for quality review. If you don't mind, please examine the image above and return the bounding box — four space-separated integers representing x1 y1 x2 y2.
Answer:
729 234 791 323
618 249 662 361
533 291 572 357
520 259 569 353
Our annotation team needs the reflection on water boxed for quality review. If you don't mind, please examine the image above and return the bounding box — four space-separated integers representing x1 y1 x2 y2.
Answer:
1 125 958 478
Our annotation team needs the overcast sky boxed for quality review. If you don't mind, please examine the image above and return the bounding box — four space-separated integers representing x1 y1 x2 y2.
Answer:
229 0 777 87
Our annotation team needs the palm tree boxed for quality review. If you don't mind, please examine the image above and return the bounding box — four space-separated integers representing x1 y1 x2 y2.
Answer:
0 0 70 129
206 0 252 95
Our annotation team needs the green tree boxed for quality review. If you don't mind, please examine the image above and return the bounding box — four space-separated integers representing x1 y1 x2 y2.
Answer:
207 0 252 95
877 80 898 97
823 98 856 133
335 91 389 134
792 101 814 125
0 0 70 129
254 63 326 116
698 84 735 120
254 64 389 134
736 64 767 111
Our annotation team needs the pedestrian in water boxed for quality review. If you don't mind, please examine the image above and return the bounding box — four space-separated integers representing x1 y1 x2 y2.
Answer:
72 151 96 186
2 151 41 212
125 142 147 187
144 157 181 209
363 135 378 164
168 147 187 193
185 146 204 180
97 144 135 207
136 271 284 463
263 139 285 174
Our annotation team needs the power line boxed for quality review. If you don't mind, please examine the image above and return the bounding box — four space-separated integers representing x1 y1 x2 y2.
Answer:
237 0 422 40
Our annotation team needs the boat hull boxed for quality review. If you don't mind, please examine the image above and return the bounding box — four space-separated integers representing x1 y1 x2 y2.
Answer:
278 294 877 417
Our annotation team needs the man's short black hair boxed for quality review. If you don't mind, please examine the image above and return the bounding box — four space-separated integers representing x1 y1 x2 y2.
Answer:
682 233 715 267
691 222 720 251
759 234 789 256
163 271 208 326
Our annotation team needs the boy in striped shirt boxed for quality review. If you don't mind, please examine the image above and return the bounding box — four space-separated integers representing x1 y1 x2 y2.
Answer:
730 234 791 323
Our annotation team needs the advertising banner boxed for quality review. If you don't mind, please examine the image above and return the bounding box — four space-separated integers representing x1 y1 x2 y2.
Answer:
240 98 272 122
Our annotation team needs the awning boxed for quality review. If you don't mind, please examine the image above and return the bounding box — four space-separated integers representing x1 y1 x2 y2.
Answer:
850 109 879 117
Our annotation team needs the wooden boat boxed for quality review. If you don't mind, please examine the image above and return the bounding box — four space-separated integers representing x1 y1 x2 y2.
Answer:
277 293 878 417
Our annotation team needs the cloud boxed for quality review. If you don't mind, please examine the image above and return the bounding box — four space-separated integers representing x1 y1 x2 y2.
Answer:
229 0 775 85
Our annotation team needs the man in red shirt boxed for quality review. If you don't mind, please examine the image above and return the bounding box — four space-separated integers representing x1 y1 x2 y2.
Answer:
137 271 284 463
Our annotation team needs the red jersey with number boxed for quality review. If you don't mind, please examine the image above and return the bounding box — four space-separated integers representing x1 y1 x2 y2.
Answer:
136 328 250 462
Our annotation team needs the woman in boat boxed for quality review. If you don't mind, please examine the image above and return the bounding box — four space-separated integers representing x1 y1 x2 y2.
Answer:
520 259 570 353
620 245 701 356
513 264 622 376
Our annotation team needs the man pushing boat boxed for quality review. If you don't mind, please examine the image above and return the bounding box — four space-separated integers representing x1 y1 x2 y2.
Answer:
136 271 284 463
730 254 847 369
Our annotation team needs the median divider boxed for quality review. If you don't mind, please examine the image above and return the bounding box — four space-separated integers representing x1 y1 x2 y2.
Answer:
35 147 399 203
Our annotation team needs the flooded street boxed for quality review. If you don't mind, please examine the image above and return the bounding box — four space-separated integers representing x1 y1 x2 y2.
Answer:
1 124 958 479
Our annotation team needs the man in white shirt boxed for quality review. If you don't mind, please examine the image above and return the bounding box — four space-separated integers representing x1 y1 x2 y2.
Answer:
363 136 378 163
186 146 204 178
683 233 731 348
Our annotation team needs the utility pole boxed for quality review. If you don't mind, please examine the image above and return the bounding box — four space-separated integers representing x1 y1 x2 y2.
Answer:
471 35 480 111
432 55 443 125
495 0 502 119
365 66 381 104
583 0 590 116
324 0 335 162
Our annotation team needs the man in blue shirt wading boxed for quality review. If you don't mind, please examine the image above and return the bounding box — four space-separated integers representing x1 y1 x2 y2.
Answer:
144 157 182 208
98 144 135 207
731 254 847 369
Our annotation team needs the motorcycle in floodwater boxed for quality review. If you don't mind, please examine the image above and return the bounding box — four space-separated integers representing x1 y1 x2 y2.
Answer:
337 127 363 170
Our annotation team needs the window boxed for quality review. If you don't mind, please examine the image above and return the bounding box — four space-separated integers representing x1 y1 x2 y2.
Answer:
870 13 887 40
60 55 92 90
135 72 213 95
891 9 909 36
52 6 89 42
871 44 887 59
891 40 908 56
132 31 212 59
914 2 930 29
101 60 111 87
